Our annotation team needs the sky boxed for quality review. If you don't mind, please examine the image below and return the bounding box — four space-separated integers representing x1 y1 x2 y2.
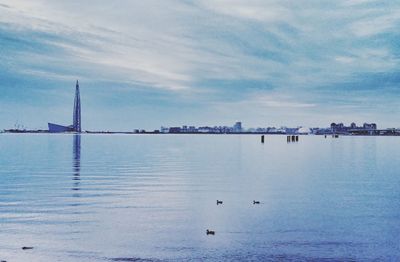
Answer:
0 0 400 131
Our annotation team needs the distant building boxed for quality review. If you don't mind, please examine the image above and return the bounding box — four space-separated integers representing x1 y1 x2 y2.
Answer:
285 127 298 134
198 126 212 133
363 123 377 130
73 80 81 132
48 123 73 132
297 127 311 134
233 121 242 132
331 122 377 135
188 126 197 132
331 123 345 133
48 80 82 133
169 127 182 133
160 126 169 133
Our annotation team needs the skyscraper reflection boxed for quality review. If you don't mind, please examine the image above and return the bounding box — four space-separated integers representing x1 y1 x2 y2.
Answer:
72 134 81 195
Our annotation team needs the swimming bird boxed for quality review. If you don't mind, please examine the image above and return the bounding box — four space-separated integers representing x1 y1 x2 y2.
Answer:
206 229 215 235
253 200 260 204
216 200 223 205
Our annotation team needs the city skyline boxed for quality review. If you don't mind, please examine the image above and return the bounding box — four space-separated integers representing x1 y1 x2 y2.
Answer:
1 1 400 131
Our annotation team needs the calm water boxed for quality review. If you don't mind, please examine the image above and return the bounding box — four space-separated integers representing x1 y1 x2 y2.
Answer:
0 134 399 261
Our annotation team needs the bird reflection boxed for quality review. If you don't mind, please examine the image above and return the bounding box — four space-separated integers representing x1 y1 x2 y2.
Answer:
72 134 81 195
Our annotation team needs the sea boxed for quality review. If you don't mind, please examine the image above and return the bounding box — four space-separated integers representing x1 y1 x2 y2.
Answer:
0 134 399 261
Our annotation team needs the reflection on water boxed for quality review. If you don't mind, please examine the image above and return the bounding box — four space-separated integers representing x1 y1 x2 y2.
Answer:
72 134 81 195
0 134 399 262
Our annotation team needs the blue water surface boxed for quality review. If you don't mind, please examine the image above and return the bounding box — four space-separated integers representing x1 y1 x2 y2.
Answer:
0 134 399 261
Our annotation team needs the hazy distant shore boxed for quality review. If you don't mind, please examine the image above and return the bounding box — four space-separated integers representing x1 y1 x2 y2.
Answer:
2 130 400 136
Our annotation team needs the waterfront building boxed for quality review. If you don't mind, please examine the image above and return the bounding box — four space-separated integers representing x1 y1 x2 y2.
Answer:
48 80 82 133
297 127 311 134
331 123 345 133
188 126 197 132
48 123 73 132
331 122 378 135
160 126 169 133
169 127 182 133
233 122 242 132
363 123 377 130
73 80 81 132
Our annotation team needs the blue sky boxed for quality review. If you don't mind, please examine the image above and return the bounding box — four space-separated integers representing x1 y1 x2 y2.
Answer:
1 0 400 131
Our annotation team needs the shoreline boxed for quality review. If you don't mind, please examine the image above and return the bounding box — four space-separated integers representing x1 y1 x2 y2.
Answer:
1 130 400 136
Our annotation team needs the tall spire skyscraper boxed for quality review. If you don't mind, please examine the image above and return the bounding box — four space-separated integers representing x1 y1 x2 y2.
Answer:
73 80 81 132
48 80 82 133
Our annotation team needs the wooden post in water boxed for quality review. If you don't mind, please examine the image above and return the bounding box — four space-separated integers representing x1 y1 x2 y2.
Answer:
291 135 295 142
261 135 265 143
287 136 290 142
295 135 299 142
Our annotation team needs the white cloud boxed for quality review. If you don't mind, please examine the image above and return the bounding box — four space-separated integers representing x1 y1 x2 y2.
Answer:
335 56 355 64
198 0 292 23
350 9 400 37
0 0 399 114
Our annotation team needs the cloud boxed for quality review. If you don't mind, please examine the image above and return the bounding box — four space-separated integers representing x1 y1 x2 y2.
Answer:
335 56 355 64
350 9 400 37
0 0 400 129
